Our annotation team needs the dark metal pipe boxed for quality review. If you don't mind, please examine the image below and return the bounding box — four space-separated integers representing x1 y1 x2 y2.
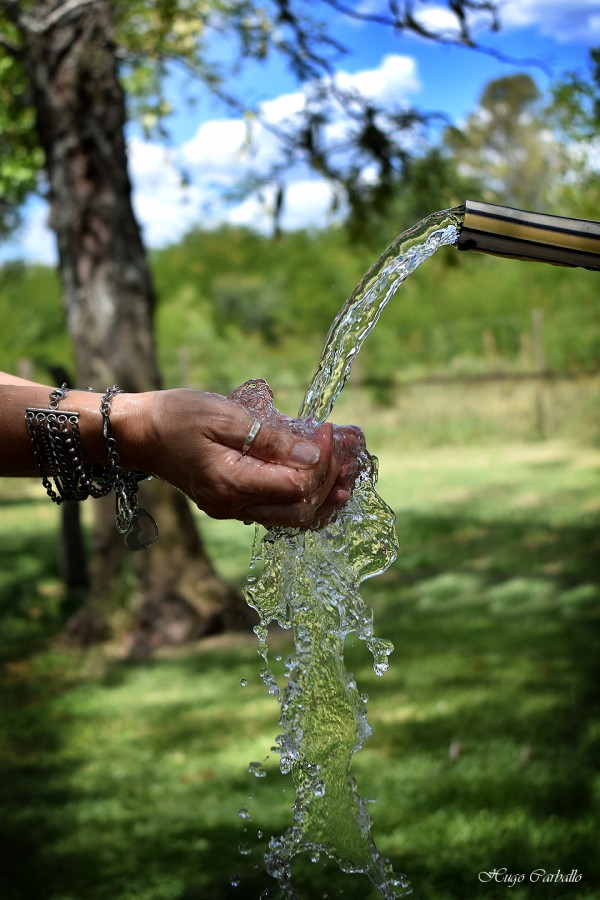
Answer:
457 200 600 271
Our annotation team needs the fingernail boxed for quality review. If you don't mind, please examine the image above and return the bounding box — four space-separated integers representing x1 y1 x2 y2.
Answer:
290 440 320 465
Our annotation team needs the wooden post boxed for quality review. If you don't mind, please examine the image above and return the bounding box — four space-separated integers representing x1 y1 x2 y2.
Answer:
531 308 548 437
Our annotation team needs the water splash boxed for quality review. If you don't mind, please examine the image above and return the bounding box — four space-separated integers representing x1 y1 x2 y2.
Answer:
237 208 464 898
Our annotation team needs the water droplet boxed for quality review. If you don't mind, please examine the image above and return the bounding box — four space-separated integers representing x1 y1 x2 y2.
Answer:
257 830 263 839
279 755 292 774
313 780 325 798
248 761 266 778
229 873 241 887
266 854 287 881
238 842 251 856
259 667 280 698
240 677 248 687
373 660 389 677
238 806 251 820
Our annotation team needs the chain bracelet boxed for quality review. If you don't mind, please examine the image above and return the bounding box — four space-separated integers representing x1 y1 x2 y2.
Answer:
99 385 158 550
100 386 136 534
48 383 70 410
26 383 158 551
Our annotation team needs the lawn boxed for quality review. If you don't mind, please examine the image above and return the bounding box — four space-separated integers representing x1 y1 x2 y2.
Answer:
0 434 599 900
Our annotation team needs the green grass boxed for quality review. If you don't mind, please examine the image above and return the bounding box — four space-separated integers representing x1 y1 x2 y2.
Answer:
0 436 599 900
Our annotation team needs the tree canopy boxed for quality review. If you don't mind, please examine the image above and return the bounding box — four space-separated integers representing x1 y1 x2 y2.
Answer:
444 73 555 210
442 58 599 215
0 0 508 235
547 47 600 219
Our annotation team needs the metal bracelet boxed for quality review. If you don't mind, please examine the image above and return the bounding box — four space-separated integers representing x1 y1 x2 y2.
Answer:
99 385 158 551
26 384 158 551
25 406 93 503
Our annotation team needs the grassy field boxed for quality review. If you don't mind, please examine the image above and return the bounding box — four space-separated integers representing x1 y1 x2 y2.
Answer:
0 419 599 899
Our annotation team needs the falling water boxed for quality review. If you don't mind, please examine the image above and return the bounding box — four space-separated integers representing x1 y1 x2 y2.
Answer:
236 207 465 898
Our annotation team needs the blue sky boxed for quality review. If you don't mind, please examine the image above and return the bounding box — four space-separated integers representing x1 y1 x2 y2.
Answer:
2 0 598 264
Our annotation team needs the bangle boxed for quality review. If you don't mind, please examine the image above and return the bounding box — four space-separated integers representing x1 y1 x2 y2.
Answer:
26 384 158 551
99 386 158 551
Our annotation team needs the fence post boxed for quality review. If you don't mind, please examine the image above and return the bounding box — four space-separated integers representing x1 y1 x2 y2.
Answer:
531 308 549 437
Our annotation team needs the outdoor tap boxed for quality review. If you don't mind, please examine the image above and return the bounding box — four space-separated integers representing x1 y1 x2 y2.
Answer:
457 200 600 271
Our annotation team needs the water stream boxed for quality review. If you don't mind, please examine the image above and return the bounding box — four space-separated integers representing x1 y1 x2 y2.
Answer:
235 207 465 898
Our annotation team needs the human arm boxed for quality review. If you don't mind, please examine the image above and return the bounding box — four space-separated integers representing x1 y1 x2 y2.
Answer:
0 375 356 528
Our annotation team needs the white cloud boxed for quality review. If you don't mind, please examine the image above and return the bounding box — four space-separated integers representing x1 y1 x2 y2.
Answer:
334 54 421 104
279 178 339 230
0 199 56 265
355 0 600 44
224 178 338 231
260 91 306 123
412 6 462 38
130 128 342 242
499 0 600 42
169 53 421 241
3 54 421 263
128 139 206 247
179 53 420 183
224 190 275 231
180 118 251 178
180 115 282 184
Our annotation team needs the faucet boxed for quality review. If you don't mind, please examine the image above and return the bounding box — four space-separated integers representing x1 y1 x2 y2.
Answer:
457 200 600 271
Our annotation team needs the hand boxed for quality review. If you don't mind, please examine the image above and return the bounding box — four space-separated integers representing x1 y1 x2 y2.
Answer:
124 389 360 529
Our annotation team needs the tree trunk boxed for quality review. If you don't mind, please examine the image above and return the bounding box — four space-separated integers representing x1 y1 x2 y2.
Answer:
17 0 252 653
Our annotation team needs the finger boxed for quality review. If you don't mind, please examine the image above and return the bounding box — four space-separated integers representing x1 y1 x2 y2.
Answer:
312 486 353 528
198 442 333 511
239 474 351 531
241 488 351 530
321 484 352 510
334 458 362 492
247 419 325 468
224 456 324 506
239 498 319 530
202 395 323 469
236 423 337 506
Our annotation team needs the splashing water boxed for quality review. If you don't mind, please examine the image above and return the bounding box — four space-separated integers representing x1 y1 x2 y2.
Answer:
235 207 464 898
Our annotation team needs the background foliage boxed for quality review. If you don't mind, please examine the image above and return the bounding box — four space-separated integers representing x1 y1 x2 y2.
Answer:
1 216 597 401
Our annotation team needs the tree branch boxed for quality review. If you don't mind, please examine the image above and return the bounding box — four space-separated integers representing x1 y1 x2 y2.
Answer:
320 0 551 75
21 0 99 34
0 29 19 54
0 0 21 55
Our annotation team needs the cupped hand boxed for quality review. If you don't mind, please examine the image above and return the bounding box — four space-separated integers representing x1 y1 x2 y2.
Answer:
127 389 361 529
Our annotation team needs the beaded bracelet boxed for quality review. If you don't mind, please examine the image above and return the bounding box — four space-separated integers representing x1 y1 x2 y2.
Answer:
26 385 158 551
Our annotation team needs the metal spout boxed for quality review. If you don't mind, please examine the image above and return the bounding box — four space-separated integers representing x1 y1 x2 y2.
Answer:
457 200 600 271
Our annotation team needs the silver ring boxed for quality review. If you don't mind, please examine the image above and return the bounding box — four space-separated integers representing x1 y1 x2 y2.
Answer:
241 419 261 455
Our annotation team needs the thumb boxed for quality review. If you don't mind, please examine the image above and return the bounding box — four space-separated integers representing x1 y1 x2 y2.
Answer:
247 419 325 468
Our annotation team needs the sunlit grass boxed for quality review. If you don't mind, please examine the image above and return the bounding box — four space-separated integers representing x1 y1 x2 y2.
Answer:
0 434 599 899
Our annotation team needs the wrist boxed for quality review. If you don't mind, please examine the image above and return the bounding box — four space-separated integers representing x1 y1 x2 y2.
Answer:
108 391 156 472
